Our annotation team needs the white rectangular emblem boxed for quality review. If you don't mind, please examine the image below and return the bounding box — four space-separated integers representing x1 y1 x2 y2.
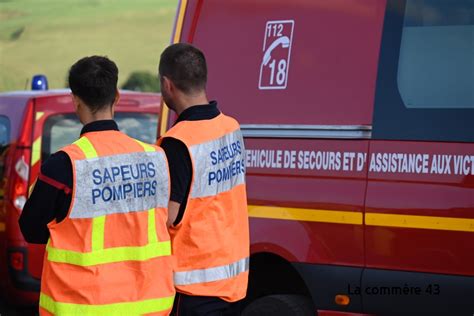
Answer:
258 20 295 90
70 151 169 218
190 130 246 198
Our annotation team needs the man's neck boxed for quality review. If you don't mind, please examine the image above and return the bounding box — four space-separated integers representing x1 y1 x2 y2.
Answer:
82 111 113 126
175 94 209 116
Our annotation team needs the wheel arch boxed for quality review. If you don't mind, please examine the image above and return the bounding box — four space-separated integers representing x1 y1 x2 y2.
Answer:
247 252 313 302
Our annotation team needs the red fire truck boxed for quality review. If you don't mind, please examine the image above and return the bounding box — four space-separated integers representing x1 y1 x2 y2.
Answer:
0 88 161 305
159 1 474 315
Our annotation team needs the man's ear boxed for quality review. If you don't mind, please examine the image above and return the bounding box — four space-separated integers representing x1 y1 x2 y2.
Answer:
114 89 120 105
162 76 174 93
111 89 120 116
71 94 81 113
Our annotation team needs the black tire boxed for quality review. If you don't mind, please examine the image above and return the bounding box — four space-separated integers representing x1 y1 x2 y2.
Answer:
242 295 315 316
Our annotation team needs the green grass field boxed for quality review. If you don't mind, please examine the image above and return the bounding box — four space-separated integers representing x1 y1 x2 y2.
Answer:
0 0 178 91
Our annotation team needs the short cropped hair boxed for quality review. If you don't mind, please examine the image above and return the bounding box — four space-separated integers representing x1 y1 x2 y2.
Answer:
158 43 207 93
68 56 118 113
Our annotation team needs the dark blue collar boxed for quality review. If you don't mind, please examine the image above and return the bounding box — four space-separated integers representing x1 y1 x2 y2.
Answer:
175 101 220 124
80 120 119 135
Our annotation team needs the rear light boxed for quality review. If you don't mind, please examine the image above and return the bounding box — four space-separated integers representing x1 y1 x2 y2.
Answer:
7 152 29 212
14 196 27 210
7 99 34 212
15 155 29 181
12 155 29 211
9 251 24 271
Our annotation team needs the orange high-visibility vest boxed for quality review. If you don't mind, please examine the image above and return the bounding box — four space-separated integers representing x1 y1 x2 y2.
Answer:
159 113 249 302
39 130 175 316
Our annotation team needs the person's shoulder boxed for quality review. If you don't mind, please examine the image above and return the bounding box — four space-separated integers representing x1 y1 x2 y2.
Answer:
40 151 72 184
220 112 239 122
164 120 189 137
219 113 241 131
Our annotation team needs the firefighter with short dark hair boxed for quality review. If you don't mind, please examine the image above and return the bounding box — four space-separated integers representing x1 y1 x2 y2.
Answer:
158 43 250 316
20 56 174 315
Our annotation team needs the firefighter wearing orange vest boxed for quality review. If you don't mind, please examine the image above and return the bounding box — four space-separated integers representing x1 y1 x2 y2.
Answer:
20 56 174 315
157 44 249 315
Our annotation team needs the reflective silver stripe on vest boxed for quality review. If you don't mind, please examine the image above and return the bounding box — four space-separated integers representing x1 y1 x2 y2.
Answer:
174 257 249 286
190 129 246 198
70 151 168 218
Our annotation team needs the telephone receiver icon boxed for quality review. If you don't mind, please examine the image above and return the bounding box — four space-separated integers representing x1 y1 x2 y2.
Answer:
262 36 290 66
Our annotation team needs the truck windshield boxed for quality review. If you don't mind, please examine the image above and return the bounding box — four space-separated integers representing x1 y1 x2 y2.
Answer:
41 113 158 160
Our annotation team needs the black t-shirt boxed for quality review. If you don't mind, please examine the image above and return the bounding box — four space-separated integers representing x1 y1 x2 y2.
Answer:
160 101 220 225
19 120 119 244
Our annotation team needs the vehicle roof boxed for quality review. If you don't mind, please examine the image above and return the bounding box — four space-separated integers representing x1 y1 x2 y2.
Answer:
0 89 71 97
0 89 161 141
0 89 159 98
0 89 160 110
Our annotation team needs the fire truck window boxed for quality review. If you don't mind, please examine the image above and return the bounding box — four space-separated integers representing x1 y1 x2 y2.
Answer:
42 113 158 160
0 115 11 195
46 115 82 158
0 115 9 148
398 0 474 109
372 0 474 142
115 113 158 144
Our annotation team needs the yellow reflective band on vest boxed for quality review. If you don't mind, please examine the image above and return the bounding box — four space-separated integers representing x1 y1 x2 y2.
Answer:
91 215 105 251
46 240 171 266
75 137 105 252
40 293 174 315
148 208 159 243
75 137 98 159
136 140 157 153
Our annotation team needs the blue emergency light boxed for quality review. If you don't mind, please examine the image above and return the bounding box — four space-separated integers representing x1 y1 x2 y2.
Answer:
31 74 48 91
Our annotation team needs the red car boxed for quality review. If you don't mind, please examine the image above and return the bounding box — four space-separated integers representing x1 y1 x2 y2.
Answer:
159 1 474 315
0 89 160 305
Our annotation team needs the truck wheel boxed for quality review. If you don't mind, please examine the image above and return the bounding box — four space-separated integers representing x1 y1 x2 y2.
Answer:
242 294 315 316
